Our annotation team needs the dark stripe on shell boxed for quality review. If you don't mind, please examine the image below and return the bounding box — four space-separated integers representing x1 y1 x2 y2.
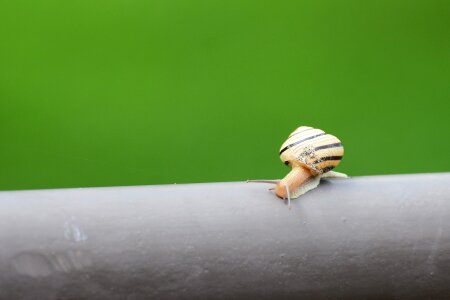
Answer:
279 133 326 155
321 166 335 173
314 143 342 151
312 156 343 164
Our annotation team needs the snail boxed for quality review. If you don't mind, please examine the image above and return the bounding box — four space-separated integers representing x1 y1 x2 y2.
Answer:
248 126 348 208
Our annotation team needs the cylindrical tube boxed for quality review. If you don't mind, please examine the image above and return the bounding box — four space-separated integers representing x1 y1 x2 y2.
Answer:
0 173 449 299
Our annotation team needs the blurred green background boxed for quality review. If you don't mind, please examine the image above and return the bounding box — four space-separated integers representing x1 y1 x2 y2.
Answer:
0 0 449 190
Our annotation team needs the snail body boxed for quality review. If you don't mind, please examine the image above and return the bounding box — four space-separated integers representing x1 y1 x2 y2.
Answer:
248 126 347 208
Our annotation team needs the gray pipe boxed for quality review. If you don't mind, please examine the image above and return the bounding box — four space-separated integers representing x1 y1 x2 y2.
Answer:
0 173 449 300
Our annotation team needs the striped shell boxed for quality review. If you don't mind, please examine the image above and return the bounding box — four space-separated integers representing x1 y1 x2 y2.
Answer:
279 126 344 176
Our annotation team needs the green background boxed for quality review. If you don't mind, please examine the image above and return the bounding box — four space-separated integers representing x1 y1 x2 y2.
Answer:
0 0 449 190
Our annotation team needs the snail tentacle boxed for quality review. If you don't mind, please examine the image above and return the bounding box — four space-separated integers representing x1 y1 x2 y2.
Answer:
246 180 280 184
285 184 291 210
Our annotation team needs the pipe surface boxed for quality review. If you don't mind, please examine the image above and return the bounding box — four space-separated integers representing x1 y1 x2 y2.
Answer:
0 173 449 300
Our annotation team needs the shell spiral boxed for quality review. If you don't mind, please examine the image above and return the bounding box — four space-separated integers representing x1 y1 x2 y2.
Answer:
279 126 344 176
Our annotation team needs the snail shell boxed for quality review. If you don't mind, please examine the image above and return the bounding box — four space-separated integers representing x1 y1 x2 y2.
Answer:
279 126 344 176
